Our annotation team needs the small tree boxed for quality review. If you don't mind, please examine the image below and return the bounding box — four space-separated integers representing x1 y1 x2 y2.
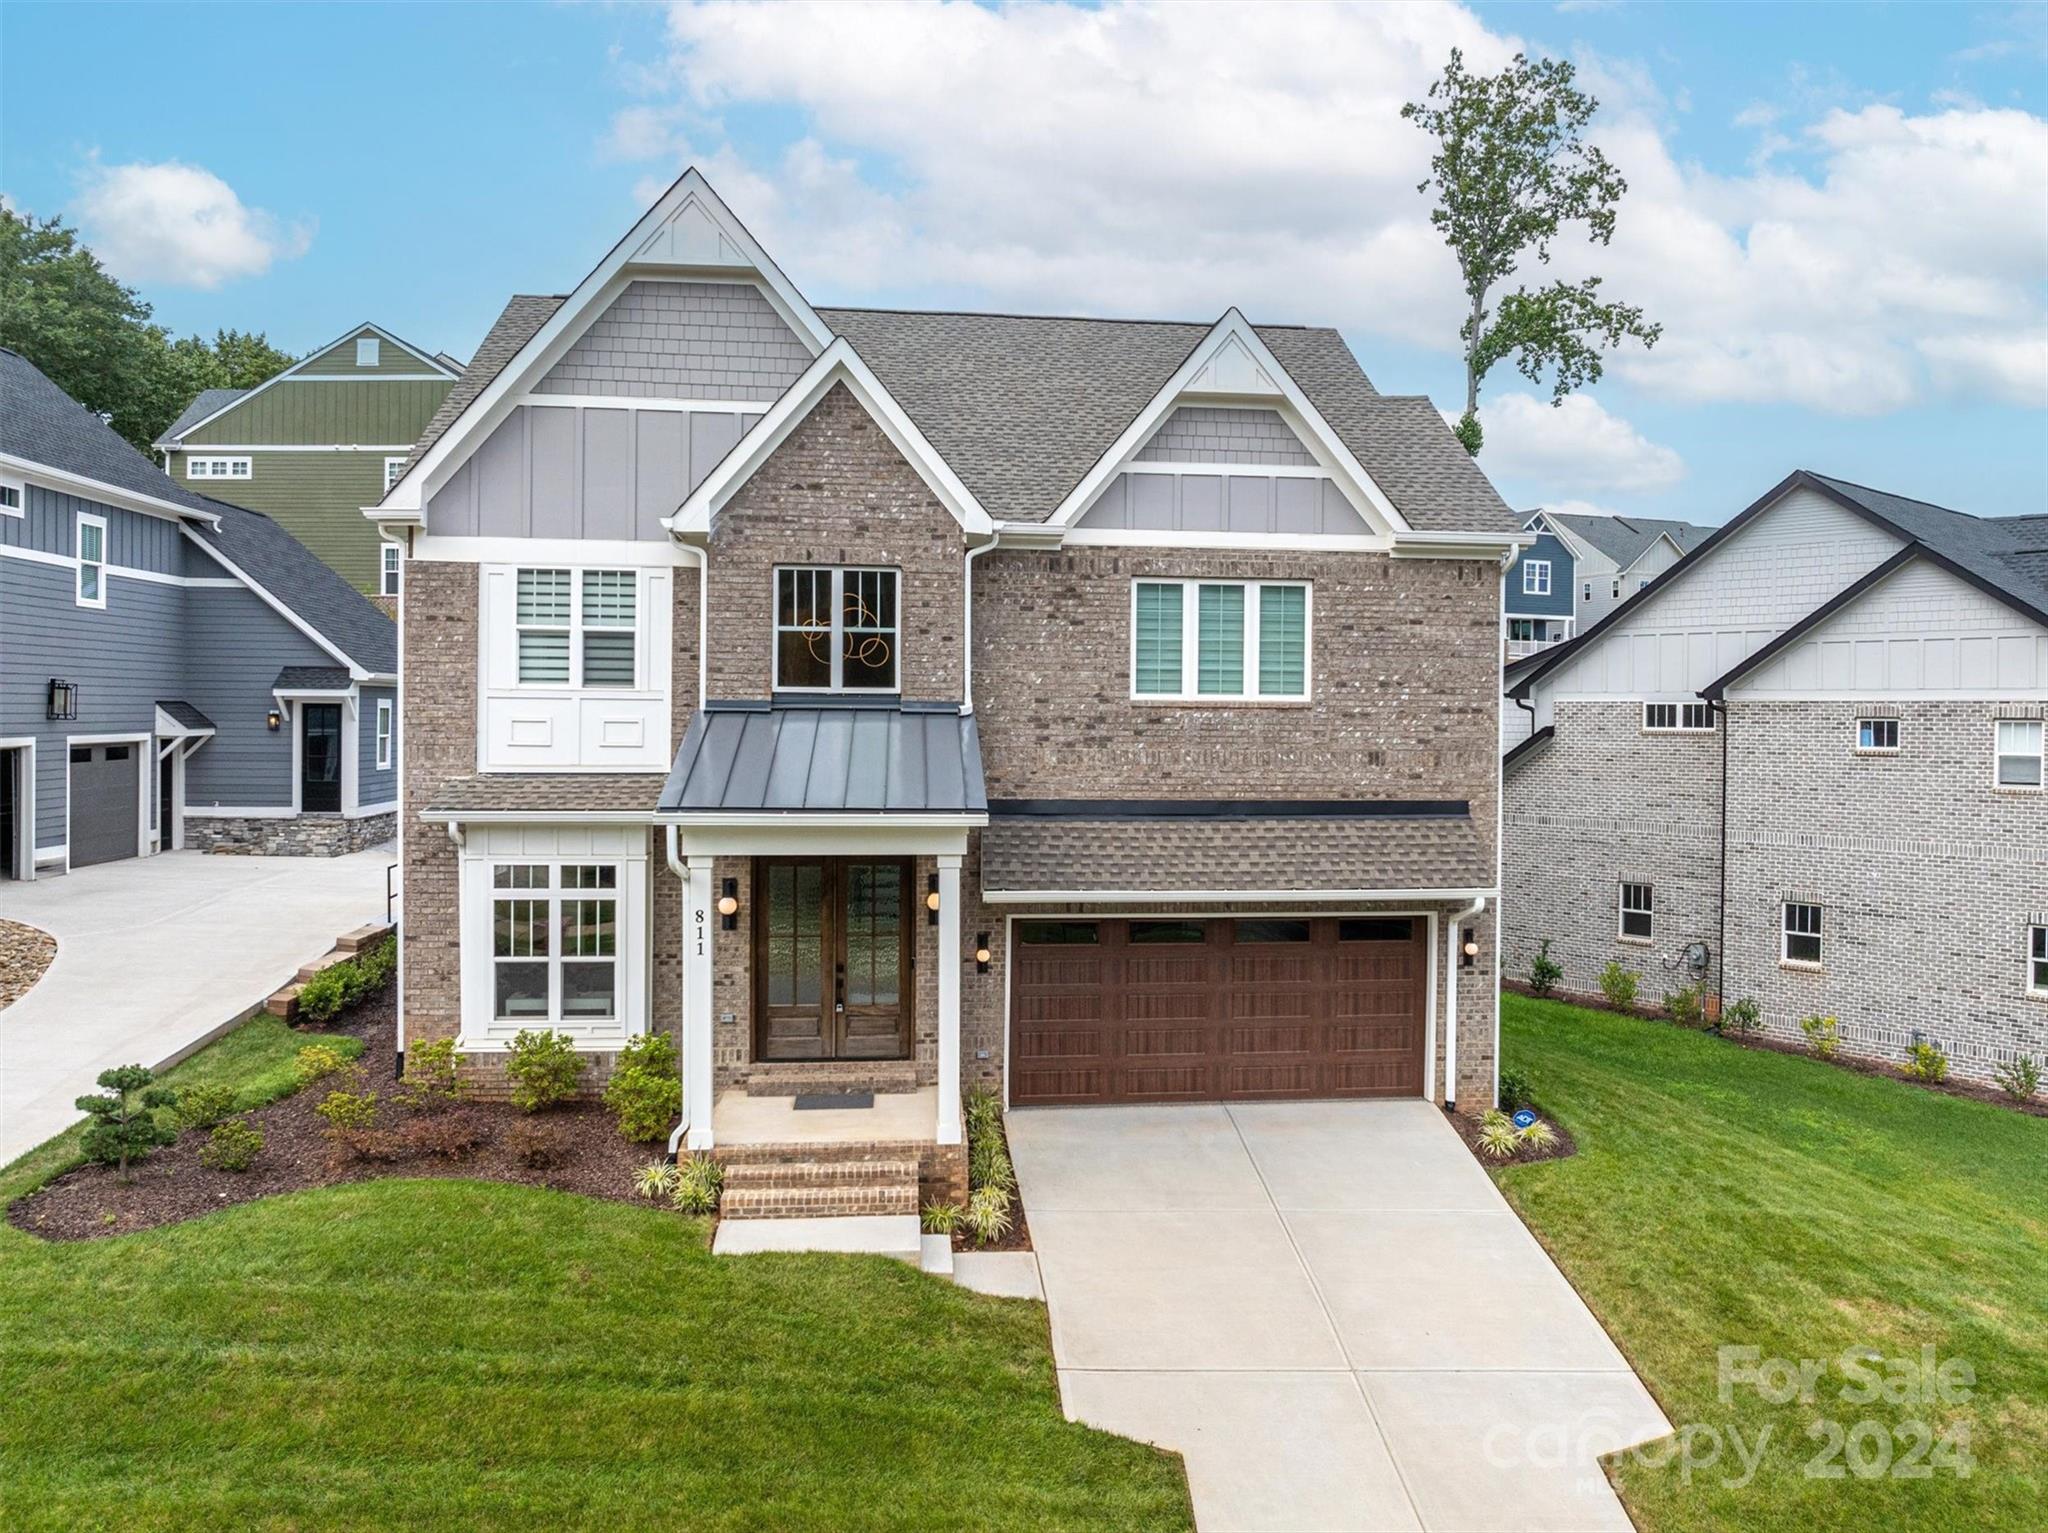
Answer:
1403 50 1661 454
75 1064 178 1180
1528 939 1563 997
1596 961 1640 1015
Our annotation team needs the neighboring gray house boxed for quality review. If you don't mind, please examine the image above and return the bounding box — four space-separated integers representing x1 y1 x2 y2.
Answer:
1503 470 2048 1084
1506 509 1713 657
1 349 398 877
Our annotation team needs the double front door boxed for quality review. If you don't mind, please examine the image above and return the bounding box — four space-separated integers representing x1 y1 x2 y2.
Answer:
755 858 912 1062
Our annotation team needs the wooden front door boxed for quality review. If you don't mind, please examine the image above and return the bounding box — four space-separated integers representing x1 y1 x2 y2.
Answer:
754 858 912 1062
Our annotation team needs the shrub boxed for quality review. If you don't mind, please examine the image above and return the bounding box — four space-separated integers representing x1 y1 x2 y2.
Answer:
603 1031 680 1143
921 1200 961 1235
969 1137 1016 1195
1528 939 1563 998
314 1085 378 1136
1800 1014 1840 1060
1475 1109 1521 1161
964 1185 1013 1245
171 1082 239 1132
670 1153 723 1214
337 1127 410 1163
75 1064 178 1178
293 1044 349 1088
507 1120 569 1170
507 1029 586 1112
400 1038 464 1113
1724 997 1762 1036
1517 1118 1559 1152
633 1161 681 1201
965 1088 1002 1138
1663 983 1706 1029
402 1108 489 1160
355 936 397 990
198 1116 264 1172
1597 962 1640 1015
1992 1054 2042 1102
1496 1066 1536 1113
1902 1040 1949 1084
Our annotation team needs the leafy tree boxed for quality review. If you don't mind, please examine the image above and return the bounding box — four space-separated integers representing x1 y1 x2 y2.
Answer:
0 208 294 452
1403 49 1661 454
75 1064 178 1180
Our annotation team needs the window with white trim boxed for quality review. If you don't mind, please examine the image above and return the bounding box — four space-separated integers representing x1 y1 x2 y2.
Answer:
76 512 106 608
1644 702 1714 732
1994 720 2043 789
2031 925 2047 998
1856 718 1899 752
1522 559 1552 597
375 698 393 771
383 456 407 492
0 476 22 517
491 862 618 1025
1782 902 1823 966
1618 882 1654 942
381 542 401 598
1132 578 1310 701
515 568 636 688
356 337 380 367
186 456 252 480
1582 582 1593 603
774 567 899 692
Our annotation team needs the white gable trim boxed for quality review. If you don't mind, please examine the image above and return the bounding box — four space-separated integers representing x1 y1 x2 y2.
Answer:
160 322 455 445
1526 511 1598 566
0 453 221 529
1045 309 1412 537
1618 530 1688 576
374 169 832 521
668 338 993 537
179 527 361 676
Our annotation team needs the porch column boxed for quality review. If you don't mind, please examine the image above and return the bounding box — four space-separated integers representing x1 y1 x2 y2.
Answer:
683 853 717 1150
936 852 963 1145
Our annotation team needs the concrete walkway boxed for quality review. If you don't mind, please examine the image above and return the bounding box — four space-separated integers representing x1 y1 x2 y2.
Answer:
1009 1101 1671 1533
0 848 393 1165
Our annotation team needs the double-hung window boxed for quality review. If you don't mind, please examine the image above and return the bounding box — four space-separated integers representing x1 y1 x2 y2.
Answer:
774 567 899 691
515 568 636 688
383 456 407 493
1522 560 1551 597
1994 720 2043 789
1132 578 1310 701
1618 882 1654 942
492 863 619 1025
76 513 106 608
375 699 393 771
1782 902 1823 966
381 543 402 598
1856 718 1899 752
2030 925 2048 998
1644 701 1713 732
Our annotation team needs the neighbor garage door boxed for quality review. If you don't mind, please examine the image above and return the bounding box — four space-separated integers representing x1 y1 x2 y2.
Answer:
1009 916 1428 1106
69 743 140 867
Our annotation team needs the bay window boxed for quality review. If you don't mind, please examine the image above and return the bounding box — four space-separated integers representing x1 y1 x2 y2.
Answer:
1132 578 1310 701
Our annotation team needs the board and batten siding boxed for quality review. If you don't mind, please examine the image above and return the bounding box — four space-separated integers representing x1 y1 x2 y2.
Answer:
534 279 810 400
170 448 395 592
176 379 452 447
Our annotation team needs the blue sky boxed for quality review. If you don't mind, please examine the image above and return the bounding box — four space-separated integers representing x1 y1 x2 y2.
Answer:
3 1 2043 524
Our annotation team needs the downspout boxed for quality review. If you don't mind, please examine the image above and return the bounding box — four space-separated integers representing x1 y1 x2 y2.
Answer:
1710 694 1729 1023
664 823 689 1162
962 531 1000 712
1443 895 1486 1113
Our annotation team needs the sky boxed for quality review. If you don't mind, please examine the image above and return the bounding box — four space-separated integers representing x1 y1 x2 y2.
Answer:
3 1 2044 526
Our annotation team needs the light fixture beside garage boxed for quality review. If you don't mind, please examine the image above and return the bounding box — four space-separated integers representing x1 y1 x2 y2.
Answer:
1462 929 1479 967
46 678 78 721
718 877 739 930
975 933 992 973
926 872 941 924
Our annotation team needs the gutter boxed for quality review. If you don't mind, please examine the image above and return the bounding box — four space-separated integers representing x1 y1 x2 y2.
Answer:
1442 895 1486 1113
664 824 689 1162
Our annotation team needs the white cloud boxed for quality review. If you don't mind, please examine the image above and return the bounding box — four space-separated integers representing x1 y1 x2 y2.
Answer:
1472 392 1685 493
609 2 2048 415
70 159 311 290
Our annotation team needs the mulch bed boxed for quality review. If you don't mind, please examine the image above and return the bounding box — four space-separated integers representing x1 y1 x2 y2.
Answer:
954 1106 1032 1253
1447 1102 1579 1169
0 919 58 1011
9 988 662 1243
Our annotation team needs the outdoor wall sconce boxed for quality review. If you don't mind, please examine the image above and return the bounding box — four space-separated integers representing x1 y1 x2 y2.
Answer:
1461 928 1479 968
975 933 992 974
265 707 283 732
718 878 739 931
46 678 78 721
926 872 941 925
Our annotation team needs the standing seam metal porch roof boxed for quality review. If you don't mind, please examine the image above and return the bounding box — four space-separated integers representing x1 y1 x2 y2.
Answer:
658 703 988 816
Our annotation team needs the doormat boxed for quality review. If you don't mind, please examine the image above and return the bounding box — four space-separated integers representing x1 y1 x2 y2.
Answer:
794 1091 875 1111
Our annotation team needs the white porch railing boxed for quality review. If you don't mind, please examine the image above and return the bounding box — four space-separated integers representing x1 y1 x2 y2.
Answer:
1505 635 1567 661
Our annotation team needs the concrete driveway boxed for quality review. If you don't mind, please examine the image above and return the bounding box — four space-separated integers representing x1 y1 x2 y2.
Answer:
0 848 393 1165
1009 1101 1671 1533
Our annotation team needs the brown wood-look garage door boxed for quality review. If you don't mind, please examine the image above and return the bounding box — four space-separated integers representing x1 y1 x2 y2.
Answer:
1009 916 1428 1106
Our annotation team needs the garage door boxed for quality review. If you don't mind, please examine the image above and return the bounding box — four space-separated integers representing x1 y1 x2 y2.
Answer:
1009 916 1428 1106
69 744 139 868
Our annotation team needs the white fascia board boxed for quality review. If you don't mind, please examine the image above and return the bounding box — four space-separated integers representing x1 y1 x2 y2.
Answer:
655 812 989 829
416 808 657 826
0 454 220 528
181 528 360 674
1619 531 1687 575
166 322 458 444
1044 309 1413 537
410 533 693 567
151 706 217 740
1529 513 1596 564
982 885 1499 905
668 338 994 537
378 168 831 516
1062 527 1390 553
1389 530 1532 560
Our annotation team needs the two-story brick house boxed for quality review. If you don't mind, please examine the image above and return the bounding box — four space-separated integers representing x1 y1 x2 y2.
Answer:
371 171 1522 1217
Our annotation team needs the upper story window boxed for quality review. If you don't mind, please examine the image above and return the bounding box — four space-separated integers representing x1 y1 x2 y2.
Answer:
1782 902 1823 967
1994 720 2043 789
1132 578 1309 702
774 567 898 692
187 456 251 481
1618 882 1653 942
384 456 407 493
76 512 106 609
1637 577 1651 591
356 337 380 367
381 542 402 598
1522 560 1552 597
1644 701 1714 733
0 475 22 517
1581 582 1593 603
516 568 636 688
1856 718 1900 753
2031 925 2048 998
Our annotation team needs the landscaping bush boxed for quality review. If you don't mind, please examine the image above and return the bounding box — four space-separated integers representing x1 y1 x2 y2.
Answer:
171 1082 240 1132
964 1185 1013 1246
400 1037 464 1113
1497 1066 1536 1113
969 1135 1016 1194
1723 997 1762 1036
198 1116 264 1172
507 1029 586 1112
355 936 397 989
295 937 396 1025
1597 961 1640 1015
1517 1118 1559 1152
1527 939 1562 998
1662 982 1706 1029
1800 1013 1840 1060
314 1076 379 1137
632 1161 680 1201
75 1064 178 1179
401 1108 490 1160
293 1044 349 1088
1902 1039 1949 1084
1476 1109 1522 1160
337 1127 411 1163
1993 1054 2041 1102
602 1031 680 1143
507 1120 569 1169
670 1153 723 1214
921 1200 961 1235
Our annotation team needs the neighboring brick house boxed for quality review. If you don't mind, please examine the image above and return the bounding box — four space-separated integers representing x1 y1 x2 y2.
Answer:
1504 471 2048 1083
155 324 461 597
1 350 399 875
369 170 1521 1227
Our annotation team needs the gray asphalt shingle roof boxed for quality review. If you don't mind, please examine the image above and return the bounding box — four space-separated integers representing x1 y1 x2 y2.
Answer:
422 774 670 818
1808 475 2048 615
1541 511 1713 568
1 348 395 676
155 388 247 445
274 666 353 691
155 701 216 732
658 702 988 815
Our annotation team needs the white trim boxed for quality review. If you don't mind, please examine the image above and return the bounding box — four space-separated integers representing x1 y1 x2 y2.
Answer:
382 458 408 495
375 697 394 771
172 443 422 453
1129 577 1311 703
983 885 1498 905
380 540 402 597
151 706 215 741
74 511 107 608
514 392 776 414
937 852 963 1146
181 804 297 820
1388 530 1532 560
161 321 457 444
1618 880 1654 943
0 453 220 528
662 812 986 831
0 473 23 518
1993 718 2045 791
411 534 689 567
180 529 359 673
2028 923 2048 1000
1617 531 1689 578
421 808 662 826
1063 528 1384 553
1118 459 1334 481
63 731 152 869
184 456 252 482
1643 701 1715 733
0 738 35 881
1781 901 1824 967
1522 559 1552 597
350 798 398 819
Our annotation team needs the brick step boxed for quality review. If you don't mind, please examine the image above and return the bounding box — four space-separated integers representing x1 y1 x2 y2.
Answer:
294 949 352 985
721 1181 920 1220
715 1139 935 1167
723 1158 920 1190
334 921 395 954
743 1062 921 1096
265 984 304 1019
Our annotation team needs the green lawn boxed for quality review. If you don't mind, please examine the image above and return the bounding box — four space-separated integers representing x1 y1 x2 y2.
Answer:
0 1018 1190 1531
1495 993 2047 1533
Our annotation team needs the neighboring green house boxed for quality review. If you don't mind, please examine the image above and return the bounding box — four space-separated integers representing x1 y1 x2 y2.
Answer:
156 323 461 595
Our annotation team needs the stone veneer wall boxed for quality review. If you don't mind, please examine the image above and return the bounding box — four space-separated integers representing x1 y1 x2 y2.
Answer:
189 811 396 857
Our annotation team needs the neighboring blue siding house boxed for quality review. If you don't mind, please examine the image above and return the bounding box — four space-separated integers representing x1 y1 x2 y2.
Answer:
1505 524 1575 655
0 349 398 878
1505 507 1715 659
